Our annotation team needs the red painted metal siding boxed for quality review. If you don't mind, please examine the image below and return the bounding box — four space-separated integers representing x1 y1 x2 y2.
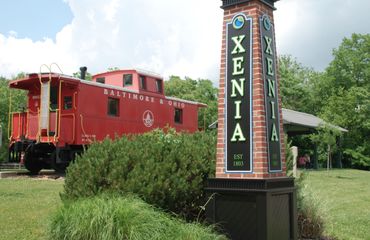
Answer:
9 71 203 149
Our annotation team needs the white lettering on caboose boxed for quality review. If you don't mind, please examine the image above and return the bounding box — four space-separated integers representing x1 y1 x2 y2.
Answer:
103 89 185 108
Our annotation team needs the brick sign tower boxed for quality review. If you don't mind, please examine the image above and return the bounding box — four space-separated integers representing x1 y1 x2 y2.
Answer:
206 1 297 239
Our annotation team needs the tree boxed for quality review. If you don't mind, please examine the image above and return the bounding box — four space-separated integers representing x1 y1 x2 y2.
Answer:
72 71 92 81
0 76 27 161
107 67 120 72
326 33 370 90
165 76 218 130
319 34 370 169
279 55 320 114
310 125 343 171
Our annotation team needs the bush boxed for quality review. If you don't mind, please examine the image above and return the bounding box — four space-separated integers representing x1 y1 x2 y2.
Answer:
49 194 226 240
62 129 216 220
344 148 370 170
296 173 326 239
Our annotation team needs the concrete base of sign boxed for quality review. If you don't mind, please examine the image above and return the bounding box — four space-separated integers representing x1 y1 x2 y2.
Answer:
205 177 297 240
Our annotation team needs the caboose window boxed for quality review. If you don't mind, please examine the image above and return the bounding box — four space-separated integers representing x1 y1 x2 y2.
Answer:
108 98 119 117
63 96 73 110
139 75 146 90
174 108 183 124
123 74 133 87
156 79 162 93
97 77 105 84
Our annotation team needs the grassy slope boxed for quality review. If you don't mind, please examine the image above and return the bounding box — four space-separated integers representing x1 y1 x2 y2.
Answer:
0 179 63 240
304 169 370 240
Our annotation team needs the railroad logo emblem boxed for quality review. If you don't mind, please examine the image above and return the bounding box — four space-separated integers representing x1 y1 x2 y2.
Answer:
143 110 154 127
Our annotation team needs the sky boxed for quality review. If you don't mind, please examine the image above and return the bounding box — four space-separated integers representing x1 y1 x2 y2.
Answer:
0 0 369 82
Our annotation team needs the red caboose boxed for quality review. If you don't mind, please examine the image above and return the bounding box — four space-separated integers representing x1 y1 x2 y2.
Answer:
8 68 206 174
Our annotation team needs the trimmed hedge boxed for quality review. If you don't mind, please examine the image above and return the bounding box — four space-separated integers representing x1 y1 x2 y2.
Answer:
49 194 226 240
62 129 216 220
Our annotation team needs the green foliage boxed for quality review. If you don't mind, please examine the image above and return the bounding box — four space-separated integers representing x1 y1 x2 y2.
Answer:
280 34 370 170
310 125 342 153
310 125 343 170
49 194 226 240
279 55 320 114
72 71 92 80
344 148 370 170
107 67 120 71
296 172 325 239
165 76 218 130
319 34 370 169
0 76 27 161
62 129 216 220
327 33 370 90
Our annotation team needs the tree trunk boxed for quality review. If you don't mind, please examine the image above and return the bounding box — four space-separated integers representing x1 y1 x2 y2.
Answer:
327 144 331 172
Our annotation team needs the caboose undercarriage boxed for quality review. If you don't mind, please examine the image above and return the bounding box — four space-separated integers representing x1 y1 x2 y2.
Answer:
9 140 83 174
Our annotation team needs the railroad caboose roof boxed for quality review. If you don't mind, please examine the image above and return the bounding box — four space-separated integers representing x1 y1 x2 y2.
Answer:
9 73 80 90
92 68 163 79
9 72 207 107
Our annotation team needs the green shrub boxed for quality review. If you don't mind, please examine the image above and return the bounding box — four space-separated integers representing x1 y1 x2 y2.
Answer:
49 194 226 240
62 129 216 220
296 173 326 239
344 148 370 170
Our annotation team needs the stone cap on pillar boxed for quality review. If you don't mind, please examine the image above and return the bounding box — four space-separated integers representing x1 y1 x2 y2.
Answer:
221 0 279 9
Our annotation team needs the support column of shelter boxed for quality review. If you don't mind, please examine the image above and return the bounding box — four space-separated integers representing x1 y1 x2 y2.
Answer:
206 1 297 239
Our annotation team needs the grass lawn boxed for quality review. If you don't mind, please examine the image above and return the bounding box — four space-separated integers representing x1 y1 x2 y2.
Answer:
0 169 369 240
302 169 370 240
0 178 63 240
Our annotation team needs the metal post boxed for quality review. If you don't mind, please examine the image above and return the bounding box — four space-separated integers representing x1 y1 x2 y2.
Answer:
291 146 298 177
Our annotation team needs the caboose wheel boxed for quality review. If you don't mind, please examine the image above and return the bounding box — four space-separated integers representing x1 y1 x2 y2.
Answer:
24 152 43 175
24 157 43 175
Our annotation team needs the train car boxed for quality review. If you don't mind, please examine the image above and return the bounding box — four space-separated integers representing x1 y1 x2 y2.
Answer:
8 68 206 174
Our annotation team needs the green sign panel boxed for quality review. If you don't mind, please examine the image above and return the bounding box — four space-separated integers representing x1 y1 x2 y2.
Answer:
260 15 282 172
225 14 253 172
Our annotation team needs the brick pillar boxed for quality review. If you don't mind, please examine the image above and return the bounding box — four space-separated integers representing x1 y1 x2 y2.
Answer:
207 4 297 238
216 0 286 179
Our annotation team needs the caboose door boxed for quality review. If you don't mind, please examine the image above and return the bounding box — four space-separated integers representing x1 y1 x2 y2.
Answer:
59 82 77 145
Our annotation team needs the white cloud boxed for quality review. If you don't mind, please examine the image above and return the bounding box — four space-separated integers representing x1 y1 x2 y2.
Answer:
275 0 370 71
0 0 222 81
1 0 369 81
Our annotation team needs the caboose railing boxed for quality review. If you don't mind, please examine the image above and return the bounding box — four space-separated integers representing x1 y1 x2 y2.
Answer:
8 112 27 140
57 79 63 141
7 89 12 140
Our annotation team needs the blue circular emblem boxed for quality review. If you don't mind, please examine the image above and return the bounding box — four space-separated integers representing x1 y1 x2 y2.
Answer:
233 15 245 30
263 16 271 31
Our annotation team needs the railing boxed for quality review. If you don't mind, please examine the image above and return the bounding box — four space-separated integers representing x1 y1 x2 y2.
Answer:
8 63 67 144
9 110 60 143
9 112 27 140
